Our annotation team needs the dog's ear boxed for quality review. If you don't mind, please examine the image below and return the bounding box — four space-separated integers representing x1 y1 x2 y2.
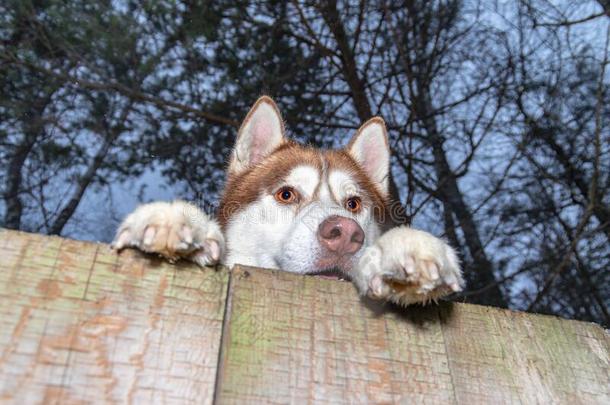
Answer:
347 117 390 195
229 96 285 174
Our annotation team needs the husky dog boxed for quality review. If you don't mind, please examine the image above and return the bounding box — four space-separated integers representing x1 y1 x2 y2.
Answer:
112 97 463 305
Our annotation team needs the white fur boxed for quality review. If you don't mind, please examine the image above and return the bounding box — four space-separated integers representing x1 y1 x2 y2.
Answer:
328 170 361 201
224 165 321 270
113 201 224 266
223 166 382 274
113 97 464 306
285 165 319 198
352 226 463 305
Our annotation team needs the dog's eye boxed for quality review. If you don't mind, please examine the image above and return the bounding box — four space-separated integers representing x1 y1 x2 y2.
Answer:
275 187 298 204
345 197 362 213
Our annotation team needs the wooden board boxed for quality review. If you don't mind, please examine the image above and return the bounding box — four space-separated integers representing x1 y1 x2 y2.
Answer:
440 304 610 404
216 266 610 404
0 229 608 404
215 266 456 404
0 230 228 404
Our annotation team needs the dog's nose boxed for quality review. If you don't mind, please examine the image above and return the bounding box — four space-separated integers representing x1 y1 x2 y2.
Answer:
318 216 364 255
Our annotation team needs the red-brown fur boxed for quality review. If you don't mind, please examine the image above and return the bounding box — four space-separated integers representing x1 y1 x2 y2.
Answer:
218 142 391 228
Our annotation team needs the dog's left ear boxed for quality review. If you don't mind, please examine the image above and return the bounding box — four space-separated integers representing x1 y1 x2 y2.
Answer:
229 96 285 174
348 117 390 195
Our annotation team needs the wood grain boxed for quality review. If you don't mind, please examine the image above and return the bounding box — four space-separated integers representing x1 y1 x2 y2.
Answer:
216 266 609 404
440 304 610 404
217 266 458 404
0 230 228 404
0 230 608 404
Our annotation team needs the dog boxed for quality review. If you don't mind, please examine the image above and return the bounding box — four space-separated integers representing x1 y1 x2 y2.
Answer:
112 96 463 305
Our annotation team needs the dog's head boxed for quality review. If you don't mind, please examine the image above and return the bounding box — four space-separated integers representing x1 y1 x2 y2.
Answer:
219 97 392 278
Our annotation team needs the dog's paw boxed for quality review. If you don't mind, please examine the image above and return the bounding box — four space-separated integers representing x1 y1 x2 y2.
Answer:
112 201 225 266
352 226 464 306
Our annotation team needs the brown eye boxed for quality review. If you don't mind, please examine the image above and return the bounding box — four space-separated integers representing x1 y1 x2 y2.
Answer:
345 197 362 213
275 187 298 204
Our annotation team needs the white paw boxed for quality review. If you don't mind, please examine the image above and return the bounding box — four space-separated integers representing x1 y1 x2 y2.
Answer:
112 201 225 267
352 226 464 306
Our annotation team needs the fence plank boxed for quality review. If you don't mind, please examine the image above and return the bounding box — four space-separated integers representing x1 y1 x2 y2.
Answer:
440 304 610 404
0 230 608 404
0 230 228 405
216 266 609 404
216 266 457 404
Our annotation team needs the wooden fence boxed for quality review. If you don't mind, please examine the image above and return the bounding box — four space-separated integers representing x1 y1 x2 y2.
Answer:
0 229 608 404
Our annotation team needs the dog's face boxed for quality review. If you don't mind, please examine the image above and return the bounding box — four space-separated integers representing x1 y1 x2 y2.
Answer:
218 97 391 278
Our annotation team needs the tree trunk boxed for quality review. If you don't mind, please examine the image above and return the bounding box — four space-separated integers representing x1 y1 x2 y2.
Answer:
3 137 35 230
48 103 132 235
3 98 49 229
319 0 408 226
47 136 115 235
417 93 507 307
318 0 371 121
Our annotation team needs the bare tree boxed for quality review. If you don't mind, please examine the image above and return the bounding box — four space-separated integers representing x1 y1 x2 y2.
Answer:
1 0 608 324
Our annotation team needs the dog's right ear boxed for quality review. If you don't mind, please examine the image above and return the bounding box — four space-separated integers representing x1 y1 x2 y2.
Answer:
229 96 285 175
347 117 390 196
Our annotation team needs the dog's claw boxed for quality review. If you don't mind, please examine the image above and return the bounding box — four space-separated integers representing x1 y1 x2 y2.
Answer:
111 229 132 251
353 226 464 306
113 201 225 267
402 255 416 276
